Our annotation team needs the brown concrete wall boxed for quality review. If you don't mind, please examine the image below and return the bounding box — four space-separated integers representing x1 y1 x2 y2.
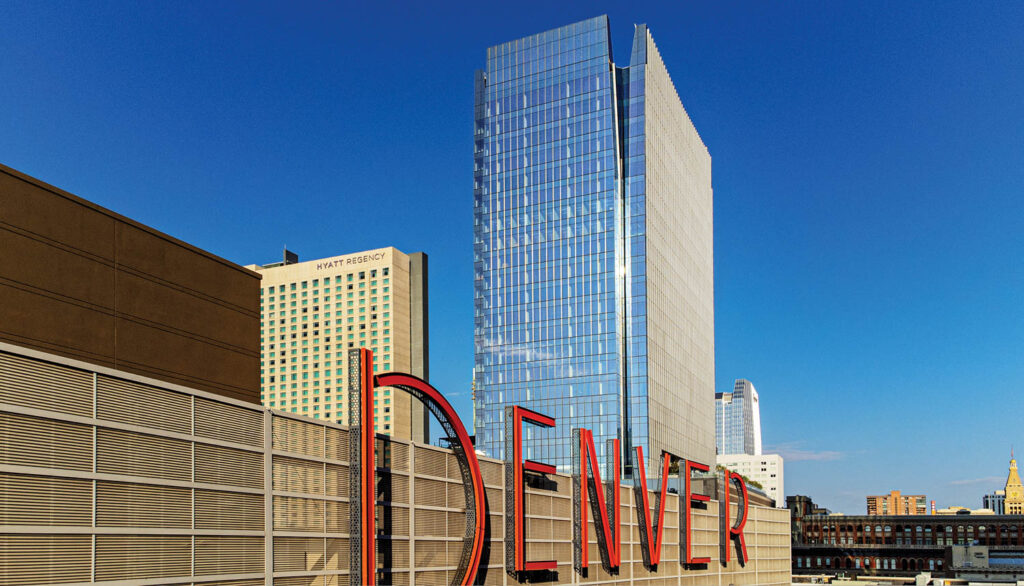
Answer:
0 163 260 401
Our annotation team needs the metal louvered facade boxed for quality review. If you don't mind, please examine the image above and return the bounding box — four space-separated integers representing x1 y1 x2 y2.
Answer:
0 341 789 586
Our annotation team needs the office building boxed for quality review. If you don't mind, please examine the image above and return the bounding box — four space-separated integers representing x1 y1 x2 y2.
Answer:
247 247 428 442
472 15 716 472
985 489 1006 515
0 163 260 401
866 490 928 516
715 378 762 456
717 453 783 506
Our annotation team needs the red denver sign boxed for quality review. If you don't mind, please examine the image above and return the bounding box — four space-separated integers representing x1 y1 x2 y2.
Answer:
347 348 749 585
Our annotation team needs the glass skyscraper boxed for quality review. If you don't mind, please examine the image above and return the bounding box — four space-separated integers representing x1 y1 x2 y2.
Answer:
715 378 762 456
473 16 715 473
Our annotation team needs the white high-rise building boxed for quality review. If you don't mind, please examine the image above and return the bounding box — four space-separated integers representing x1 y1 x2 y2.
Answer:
717 453 784 507
716 378 762 456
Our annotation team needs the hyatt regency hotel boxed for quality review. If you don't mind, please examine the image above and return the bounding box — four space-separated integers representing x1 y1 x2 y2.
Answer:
247 248 429 442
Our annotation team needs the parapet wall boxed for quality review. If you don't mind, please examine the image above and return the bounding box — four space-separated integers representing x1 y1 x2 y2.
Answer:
0 341 790 585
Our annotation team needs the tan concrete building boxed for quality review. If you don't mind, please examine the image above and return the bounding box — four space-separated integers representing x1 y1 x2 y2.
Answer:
866 490 928 516
247 247 428 442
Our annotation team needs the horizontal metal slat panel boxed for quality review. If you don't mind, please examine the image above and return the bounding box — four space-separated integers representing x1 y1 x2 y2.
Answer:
478 459 503 486
383 537 410 569
96 481 191 528
0 351 93 417
446 480 464 508
273 577 332 586
195 396 263 447
413 540 446 568
324 463 349 497
96 427 192 481
272 415 323 457
274 496 324 532
273 536 324 572
325 537 350 571
414 448 446 479
378 505 409 537
383 474 409 505
324 426 349 461
0 473 92 526
414 509 447 537
94 534 191 581
324 500 349 533
273 455 324 495
194 536 265 575
195 442 264 489
444 453 461 481
0 412 93 471
96 375 191 434
414 478 446 507
199 581 265 586
377 438 409 471
0 533 92 585
414 570 450 586
447 511 466 539
195 489 264 531
193 442 262 487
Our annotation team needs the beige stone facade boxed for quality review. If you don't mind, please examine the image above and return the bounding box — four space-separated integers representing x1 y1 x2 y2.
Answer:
248 247 428 442
641 30 717 468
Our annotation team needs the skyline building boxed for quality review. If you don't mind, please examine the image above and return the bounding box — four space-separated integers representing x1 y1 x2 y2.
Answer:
247 247 429 442
984 489 1006 515
1005 450 1024 514
715 378 762 456
865 490 928 516
472 15 716 472
716 453 784 506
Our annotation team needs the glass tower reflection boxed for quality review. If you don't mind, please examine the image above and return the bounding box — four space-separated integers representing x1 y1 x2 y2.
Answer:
473 16 715 473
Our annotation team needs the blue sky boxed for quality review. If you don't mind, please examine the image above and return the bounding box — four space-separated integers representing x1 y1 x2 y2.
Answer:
2 1 1022 514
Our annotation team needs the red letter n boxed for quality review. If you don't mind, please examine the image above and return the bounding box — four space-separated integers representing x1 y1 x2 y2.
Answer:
572 428 620 575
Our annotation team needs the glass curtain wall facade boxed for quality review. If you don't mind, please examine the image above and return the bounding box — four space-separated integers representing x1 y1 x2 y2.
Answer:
715 379 762 456
473 15 715 473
